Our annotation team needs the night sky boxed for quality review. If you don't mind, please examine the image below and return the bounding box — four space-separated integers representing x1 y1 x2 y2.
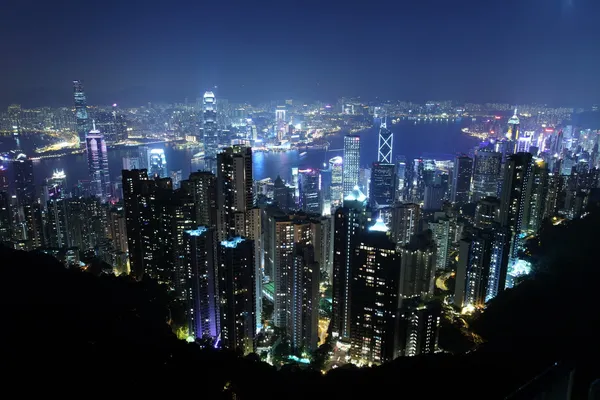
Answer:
1 0 599 107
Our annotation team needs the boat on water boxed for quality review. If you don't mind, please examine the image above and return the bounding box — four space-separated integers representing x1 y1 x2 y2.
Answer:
299 151 307 157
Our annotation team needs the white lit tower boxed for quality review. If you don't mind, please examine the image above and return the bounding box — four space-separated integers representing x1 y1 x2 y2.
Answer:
203 91 218 151
86 121 111 202
275 106 287 141
378 116 393 163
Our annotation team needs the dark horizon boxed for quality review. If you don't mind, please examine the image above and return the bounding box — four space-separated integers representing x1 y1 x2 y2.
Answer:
1 0 600 108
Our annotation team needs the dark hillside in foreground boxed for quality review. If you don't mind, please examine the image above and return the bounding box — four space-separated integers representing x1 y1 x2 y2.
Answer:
1 212 599 399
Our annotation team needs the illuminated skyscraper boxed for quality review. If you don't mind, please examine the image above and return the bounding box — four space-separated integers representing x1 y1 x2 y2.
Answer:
343 135 361 198
73 80 90 144
184 226 219 340
507 108 520 141
332 186 369 341
275 105 287 141
472 148 502 202
370 162 396 208
298 168 322 214
499 152 533 258
148 148 167 178
329 156 344 207
216 146 253 241
86 122 111 202
390 203 421 246
219 237 256 354
398 230 436 302
13 153 35 206
451 155 473 205
378 117 393 163
203 91 218 156
350 221 399 365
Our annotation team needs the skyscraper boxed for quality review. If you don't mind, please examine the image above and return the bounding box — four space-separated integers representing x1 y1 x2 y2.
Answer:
398 230 436 302
397 299 441 357
219 237 256 354
507 109 520 141
474 197 501 229
378 117 393 163
184 226 219 340
216 146 253 241
86 122 111 202
390 203 421 246
73 80 90 144
428 212 455 270
203 91 218 157
288 243 320 352
343 135 361 198
350 221 399 365
332 186 369 341
499 152 533 258
452 155 473 205
298 168 322 214
148 148 167 178
472 148 502 202
13 153 35 206
370 162 396 208
329 156 344 207
181 171 218 229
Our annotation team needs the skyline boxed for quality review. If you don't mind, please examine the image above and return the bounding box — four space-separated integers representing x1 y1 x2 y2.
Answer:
1 0 600 107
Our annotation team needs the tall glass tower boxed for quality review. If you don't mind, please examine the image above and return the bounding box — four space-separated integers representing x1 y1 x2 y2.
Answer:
378 117 393 163
203 91 218 150
73 80 90 145
342 135 361 198
86 122 111 202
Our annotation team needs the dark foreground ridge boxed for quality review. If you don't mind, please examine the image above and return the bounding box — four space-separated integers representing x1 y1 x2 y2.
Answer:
2 212 599 399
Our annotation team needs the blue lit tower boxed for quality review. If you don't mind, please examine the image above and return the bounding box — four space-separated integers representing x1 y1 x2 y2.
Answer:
378 117 393 163
148 148 167 178
85 121 111 202
73 80 90 145
451 155 473 205
298 168 322 214
343 135 361 198
184 226 219 341
329 156 344 207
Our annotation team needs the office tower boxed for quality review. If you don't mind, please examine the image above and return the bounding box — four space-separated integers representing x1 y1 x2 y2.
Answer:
273 175 293 210
288 244 320 352
298 168 322 214
424 184 445 210
390 203 421 246
44 170 67 203
349 222 399 365
13 153 35 206
455 227 510 308
332 186 369 340
148 148 167 178
474 197 500 229
342 135 361 197
46 195 70 248
370 162 396 208
451 155 473 205
472 149 502 202
428 212 455 270
170 170 182 189
73 80 90 144
86 123 111 202
398 230 436 302
360 166 371 198
264 211 321 328
122 169 154 280
378 117 393 163
203 91 218 153
507 109 520 141
523 158 548 233
181 171 218 228
329 156 344 207
499 152 533 258
184 227 219 340
395 156 407 201
219 237 256 354
245 208 263 330
397 299 441 357
275 105 287 141
216 146 253 241
516 131 533 154
412 158 436 203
